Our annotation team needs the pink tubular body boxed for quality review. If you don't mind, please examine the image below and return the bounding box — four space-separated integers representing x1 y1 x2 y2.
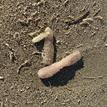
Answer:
38 50 81 79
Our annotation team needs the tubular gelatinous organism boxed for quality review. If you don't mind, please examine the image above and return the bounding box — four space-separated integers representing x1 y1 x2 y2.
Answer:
38 50 81 79
32 27 54 65
42 27 54 65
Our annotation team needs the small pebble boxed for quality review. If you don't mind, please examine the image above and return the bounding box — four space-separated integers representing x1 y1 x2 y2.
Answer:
77 99 81 104
56 40 61 44
61 102 66 105
31 11 38 17
54 96 58 101
0 6 3 9
0 76 4 80
105 43 107 47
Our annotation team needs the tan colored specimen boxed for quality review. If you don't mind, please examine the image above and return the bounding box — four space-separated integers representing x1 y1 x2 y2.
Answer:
42 28 54 65
32 27 54 65
38 50 81 79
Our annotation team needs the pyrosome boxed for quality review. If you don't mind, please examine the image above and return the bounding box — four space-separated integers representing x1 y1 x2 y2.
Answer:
38 50 81 79
32 27 54 65
42 27 54 65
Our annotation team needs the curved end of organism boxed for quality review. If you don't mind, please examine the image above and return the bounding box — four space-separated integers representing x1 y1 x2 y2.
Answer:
38 69 49 79
38 50 82 79
70 50 82 65
45 27 53 36
37 65 55 79
32 27 53 43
